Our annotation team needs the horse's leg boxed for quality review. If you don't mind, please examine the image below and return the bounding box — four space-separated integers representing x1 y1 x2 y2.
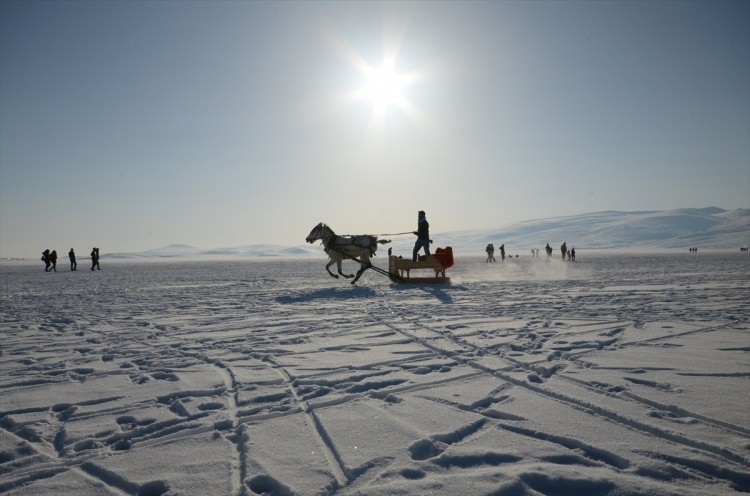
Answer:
325 259 339 279
351 253 371 284
325 251 353 279
324 247 353 279
334 255 353 279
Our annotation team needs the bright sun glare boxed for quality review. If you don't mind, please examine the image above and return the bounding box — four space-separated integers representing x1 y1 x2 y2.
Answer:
325 16 436 135
360 61 407 113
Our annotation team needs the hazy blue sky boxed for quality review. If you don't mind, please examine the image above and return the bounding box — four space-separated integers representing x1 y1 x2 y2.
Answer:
1 0 748 258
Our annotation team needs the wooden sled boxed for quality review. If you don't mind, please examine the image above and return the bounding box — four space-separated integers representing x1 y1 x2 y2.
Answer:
389 247 453 284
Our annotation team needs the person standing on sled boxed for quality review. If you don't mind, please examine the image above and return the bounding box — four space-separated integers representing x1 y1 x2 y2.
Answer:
412 210 431 261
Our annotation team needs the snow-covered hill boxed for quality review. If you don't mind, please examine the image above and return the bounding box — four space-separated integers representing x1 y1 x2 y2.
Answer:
107 207 749 258
345 207 749 255
436 207 750 252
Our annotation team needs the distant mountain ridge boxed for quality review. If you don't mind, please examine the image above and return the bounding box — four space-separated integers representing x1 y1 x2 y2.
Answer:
107 207 749 258
438 207 750 251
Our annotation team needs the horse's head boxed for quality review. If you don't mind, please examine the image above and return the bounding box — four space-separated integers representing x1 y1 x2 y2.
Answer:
306 222 332 244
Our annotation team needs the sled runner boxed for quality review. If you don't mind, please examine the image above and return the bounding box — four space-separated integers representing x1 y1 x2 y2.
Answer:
388 247 453 284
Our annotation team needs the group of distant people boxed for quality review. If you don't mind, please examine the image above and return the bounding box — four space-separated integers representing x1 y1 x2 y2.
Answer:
485 243 505 262
545 242 575 261
42 247 100 272
381 210 582 266
560 242 575 261
484 242 576 262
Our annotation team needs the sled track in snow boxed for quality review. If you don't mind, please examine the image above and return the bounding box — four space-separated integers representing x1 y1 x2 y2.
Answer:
368 287 750 482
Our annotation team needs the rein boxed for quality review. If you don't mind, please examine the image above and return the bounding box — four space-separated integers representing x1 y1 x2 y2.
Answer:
311 224 336 250
316 225 364 250
339 231 413 237
321 234 333 249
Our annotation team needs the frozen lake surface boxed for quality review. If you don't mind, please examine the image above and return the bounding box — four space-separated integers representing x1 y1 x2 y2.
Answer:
1 252 749 495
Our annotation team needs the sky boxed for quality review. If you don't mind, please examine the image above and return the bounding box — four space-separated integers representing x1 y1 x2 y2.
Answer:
1 0 748 258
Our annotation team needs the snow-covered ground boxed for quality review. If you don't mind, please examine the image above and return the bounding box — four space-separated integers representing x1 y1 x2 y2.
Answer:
1 251 748 495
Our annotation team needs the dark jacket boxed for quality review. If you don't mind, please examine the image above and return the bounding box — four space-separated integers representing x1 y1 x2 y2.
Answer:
416 218 430 240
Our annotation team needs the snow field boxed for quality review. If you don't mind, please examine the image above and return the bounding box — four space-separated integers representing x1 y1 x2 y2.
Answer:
0 252 748 495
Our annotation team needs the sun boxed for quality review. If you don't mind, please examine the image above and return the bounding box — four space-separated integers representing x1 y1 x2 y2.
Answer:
322 14 437 135
359 60 408 113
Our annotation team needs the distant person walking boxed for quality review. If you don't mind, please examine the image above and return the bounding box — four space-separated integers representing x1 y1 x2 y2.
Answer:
499 244 506 262
68 248 77 271
560 242 567 261
49 250 58 272
486 243 495 263
91 247 100 270
41 249 51 271
412 210 431 262
545 243 552 257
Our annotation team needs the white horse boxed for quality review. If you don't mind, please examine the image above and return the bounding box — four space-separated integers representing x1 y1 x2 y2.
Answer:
306 222 390 284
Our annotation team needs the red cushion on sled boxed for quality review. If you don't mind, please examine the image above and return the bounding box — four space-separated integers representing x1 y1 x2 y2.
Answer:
434 247 454 269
